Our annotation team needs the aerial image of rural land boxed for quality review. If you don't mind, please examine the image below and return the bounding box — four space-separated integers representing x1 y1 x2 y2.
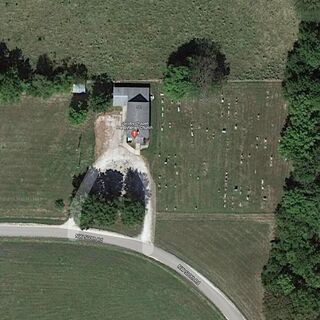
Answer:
0 1 320 320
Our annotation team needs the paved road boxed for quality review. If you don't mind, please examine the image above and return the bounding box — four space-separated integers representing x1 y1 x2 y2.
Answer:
0 223 247 320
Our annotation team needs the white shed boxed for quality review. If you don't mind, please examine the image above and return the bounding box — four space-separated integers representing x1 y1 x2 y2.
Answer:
72 83 86 94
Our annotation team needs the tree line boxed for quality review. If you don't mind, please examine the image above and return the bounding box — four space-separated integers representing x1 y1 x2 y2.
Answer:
262 21 320 320
0 42 113 125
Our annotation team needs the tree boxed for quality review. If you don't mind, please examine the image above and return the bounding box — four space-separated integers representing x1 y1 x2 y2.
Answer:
0 43 31 103
26 54 74 99
163 66 193 101
89 73 113 112
163 38 229 100
120 198 145 226
80 194 118 230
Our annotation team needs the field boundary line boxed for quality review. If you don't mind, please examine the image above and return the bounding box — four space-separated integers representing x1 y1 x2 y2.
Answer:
114 79 283 84
156 212 275 223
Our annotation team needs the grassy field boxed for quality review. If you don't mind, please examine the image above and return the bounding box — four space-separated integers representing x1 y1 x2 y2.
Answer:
0 239 225 320
144 82 289 214
155 218 273 320
0 95 94 221
0 0 298 80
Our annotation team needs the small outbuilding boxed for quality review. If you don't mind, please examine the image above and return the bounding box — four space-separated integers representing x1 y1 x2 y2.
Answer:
72 83 86 94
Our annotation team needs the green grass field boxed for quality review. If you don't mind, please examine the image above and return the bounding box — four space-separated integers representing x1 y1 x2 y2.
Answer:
0 0 298 80
0 239 225 320
0 95 94 221
144 82 289 214
155 218 273 320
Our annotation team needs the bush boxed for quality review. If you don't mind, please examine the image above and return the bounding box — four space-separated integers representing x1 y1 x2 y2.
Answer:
89 73 113 112
0 70 25 103
54 199 65 209
163 66 194 101
68 94 89 125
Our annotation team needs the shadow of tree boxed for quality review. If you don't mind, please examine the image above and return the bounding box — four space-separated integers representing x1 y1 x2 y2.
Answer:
124 168 146 205
0 41 32 79
36 53 88 81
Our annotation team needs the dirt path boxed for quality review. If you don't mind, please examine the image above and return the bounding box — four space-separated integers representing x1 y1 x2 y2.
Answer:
93 112 156 243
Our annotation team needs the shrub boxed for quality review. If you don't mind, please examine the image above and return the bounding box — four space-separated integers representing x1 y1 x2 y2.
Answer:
163 65 193 101
54 199 65 209
89 73 113 113
0 70 24 103
68 94 89 125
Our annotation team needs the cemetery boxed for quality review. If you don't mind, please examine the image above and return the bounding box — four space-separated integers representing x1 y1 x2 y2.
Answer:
145 82 289 214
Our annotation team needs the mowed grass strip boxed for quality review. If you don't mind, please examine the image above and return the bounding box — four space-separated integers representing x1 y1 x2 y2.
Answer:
0 0 298 80
0 95 94 220
144 82 289 214
155 219 272 320
0 239 225 320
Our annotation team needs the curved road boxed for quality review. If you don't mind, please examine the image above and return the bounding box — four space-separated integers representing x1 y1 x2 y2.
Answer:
0 223 247 320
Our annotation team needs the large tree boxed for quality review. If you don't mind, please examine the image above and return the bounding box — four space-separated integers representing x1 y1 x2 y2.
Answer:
163 38 229 101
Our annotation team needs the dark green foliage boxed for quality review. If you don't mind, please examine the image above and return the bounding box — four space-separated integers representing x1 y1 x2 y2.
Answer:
73 168 146 230
0 70 24 103
262 22 320 320
0 42 32 80
120 198 145 226
163 66 193 101
68 94 89 125
26 73 73 98
54 199 65 209
89 73 113 112
27 55 80 99
164 38 229 101
281 22 320 181
79 195 145 230
80 194 118 229
0 42 31 103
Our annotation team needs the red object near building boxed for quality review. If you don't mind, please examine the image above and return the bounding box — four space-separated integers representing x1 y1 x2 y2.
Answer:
131 130 139 138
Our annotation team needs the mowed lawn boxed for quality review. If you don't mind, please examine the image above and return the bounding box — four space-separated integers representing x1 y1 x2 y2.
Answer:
144 82 289 214
155 218 272 320
0 96 94 221
0 239 225 320
0 0 298 80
